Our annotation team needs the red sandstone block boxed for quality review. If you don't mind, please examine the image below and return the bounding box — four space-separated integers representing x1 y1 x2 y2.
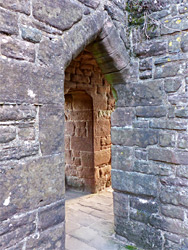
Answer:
95 119 111 137
65 150 73 164
83 69 92 76
76 68 83 75
72 95 92 111
65 72 71 81
68 111 92 121
97 86 109 95
72 74 90 84
81 151 94 167
94 136 101 151
65 122 75 136
64 136 70 150
72 150 80 157
80 64 93 70
75 121 87 137
71 137 93 151
94 148 111 166
93 95 107 110
73 157 81 166
66 66 75 74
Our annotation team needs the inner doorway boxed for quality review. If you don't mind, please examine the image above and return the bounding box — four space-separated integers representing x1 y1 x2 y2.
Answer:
64 47 124 250
64 48 115 193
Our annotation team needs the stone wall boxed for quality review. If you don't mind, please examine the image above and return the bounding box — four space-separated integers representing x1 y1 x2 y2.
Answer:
1 0 188 249
64 50 115 192
0 0 127 249
111 0 188 249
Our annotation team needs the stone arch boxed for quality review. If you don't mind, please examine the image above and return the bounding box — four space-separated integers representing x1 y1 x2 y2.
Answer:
62 12 130 83
62 12 130 194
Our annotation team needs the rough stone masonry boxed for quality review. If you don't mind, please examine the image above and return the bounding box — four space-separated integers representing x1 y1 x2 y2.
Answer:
0 0 188 249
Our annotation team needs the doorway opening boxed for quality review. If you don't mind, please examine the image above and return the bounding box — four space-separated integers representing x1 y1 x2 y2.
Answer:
64 48 115 194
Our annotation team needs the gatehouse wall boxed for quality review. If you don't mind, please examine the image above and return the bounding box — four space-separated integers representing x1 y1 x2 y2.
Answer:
0 0 188 249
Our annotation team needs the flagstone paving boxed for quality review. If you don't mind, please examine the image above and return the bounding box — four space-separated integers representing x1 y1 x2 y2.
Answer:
65 188 134 250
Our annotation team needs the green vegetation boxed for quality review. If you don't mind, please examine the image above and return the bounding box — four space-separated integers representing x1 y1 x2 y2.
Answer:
126 0 164 26
125 245 138 250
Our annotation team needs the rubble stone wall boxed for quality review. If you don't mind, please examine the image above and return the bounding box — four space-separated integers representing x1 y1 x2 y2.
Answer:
64 50 115 193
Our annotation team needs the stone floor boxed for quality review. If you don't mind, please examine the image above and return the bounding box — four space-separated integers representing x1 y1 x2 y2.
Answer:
65 188 131 250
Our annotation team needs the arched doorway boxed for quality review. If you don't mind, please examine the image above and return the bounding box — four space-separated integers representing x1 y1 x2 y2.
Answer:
64 49 115 193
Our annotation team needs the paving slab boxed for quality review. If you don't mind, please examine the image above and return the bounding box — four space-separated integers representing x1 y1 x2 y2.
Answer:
65 188 136 250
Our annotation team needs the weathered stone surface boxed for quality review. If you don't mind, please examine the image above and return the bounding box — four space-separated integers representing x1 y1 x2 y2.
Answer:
160 186 179 206
38 37 66 67
150 120 187 130
130 197 158 214
114 217 163 249
154 62 181 79
175 108 188 118
111 128 158 148
168 93 188 106
91 28 129 74
34 67 64 104
133 161 159 175
177 166 188 179
160 186 188 208
150 214 188 237
130 207 151 224
160 176 188 188
0 105 36 122
181 33 188 52
0 59 34 103
112 170 158 197
168 37 181 54
0 212 36 249
159 132 175 147
38 199 65 231
78 0 99 9
111 145 132 171
149 148 188 165
164 78 181 93
18 124 35 141
111 107 134 127
133 40 167 58
133 121 149 128
0 127 16 143
5 241 25 250
113 192 129 218
161 204 184 220
21 26 42 43
33 0 83 31
0 8 18 35
0 142 39 162
139 70 152 80
177 134 188 149
104 2 125 22
0 59 64 104
0 0 30 15
26 222 65 250
39 104 64 155
114 80 164 107
161 16 188 35
139 58 152 71
135 149 147 160
0 155 65 218
136 106 167 118
1 37 35 62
